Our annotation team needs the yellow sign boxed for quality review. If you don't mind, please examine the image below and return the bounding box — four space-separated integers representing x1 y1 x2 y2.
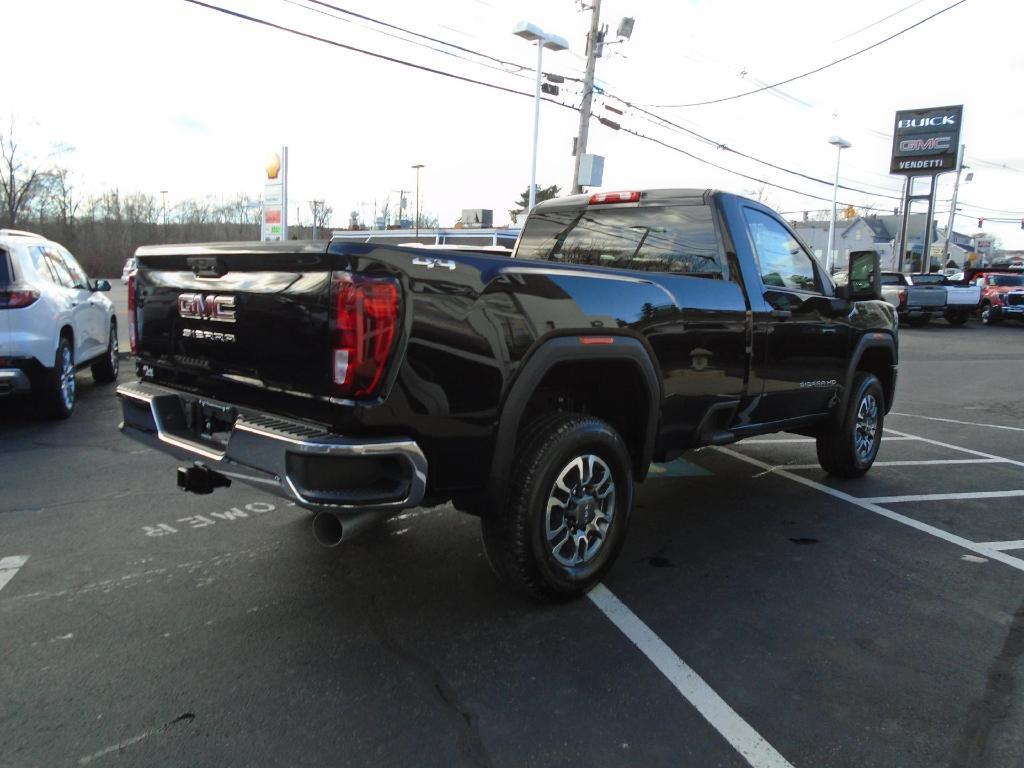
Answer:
266 153 281 180
844 206 856 219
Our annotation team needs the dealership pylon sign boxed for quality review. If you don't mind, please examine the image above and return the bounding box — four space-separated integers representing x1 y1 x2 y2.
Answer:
889 106 964 273
890 105 962 174
261 146 288 242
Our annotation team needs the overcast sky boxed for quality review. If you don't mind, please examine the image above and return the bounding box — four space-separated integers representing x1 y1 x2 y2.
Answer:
8 0 1024 247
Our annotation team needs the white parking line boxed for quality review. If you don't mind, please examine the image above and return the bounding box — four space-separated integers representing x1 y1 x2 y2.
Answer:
862 490 1024 504
884 428 1024 469
589 584 794 768
784 459 1008 470
714 447 1024 574
0 555 29 593
890 412 1024 433
977 540 1024 551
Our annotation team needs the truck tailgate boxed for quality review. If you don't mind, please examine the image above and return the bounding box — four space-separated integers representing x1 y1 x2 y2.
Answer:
907 285 946 308
944 285 981 306
134 243 337 398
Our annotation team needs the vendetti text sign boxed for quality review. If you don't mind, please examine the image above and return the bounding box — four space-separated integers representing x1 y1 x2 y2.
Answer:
890 105 963 174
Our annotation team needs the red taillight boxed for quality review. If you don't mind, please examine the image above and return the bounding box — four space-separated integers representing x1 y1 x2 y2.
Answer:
589 191 641 205
579 336 615 345
127 274 138 355
0 286 40 309
897 288 907 307
331 272 400 398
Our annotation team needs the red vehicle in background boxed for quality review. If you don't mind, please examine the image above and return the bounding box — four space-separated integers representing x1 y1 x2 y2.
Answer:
968 270 1024 325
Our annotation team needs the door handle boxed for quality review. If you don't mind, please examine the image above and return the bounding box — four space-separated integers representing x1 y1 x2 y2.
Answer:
769 309 791 319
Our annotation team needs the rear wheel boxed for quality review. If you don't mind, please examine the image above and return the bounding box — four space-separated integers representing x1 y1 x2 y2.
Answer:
816 372 884 478
44 337 76 420
944 309 969 326
480 413 633 600
91 323 119 383
906 316 930 328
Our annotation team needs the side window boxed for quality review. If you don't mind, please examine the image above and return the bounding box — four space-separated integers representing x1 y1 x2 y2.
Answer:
42 247 75 288
516 204 726 278
743 208 821 293
880 274 902 286
29 246 57 284
56 246 88 289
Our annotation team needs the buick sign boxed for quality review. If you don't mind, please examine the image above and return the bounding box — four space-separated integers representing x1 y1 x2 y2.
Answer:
890 105 963 174
178 293 237 323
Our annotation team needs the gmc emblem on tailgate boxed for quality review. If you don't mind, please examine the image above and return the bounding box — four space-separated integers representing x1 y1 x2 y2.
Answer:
177 293 237 323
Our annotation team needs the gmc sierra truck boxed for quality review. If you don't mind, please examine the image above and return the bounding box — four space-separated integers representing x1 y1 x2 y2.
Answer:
117 189 898 600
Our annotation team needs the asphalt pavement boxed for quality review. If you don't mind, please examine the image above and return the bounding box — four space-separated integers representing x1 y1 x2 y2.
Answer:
2 320 1023 767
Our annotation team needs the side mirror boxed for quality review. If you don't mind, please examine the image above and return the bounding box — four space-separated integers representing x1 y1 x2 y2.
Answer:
92 279 111 292
846 250 881 301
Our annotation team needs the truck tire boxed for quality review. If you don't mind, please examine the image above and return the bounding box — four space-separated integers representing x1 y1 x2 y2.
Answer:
944 309 969 326
44 337 76 420
906 315 930 328
816 372 884 478
480 413 633 601
980 302 1000 325
91 323 119 383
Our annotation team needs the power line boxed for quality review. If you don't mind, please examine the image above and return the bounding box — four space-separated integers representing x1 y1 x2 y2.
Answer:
617 126 870 208
183 0 581 110
640 0 968 108
834 0 930 42
182 0 950 213
597 88 904 200
302 0 587 83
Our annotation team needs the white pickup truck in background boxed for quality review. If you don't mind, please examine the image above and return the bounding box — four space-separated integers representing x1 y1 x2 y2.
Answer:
909 273 982 325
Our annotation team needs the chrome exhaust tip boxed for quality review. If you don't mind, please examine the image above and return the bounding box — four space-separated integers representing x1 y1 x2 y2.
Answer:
312 512 344 548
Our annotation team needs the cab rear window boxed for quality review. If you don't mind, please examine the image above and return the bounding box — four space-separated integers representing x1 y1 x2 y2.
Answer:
515 204 725 278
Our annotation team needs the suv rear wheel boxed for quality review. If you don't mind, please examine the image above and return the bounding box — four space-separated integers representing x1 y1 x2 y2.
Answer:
481 413 633 600
816 372 884 478
91 323 119 383
45 336 76 419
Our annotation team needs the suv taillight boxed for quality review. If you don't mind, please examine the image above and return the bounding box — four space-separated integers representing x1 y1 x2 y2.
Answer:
127 274 138 354
331 272 400 398
0 286 40 309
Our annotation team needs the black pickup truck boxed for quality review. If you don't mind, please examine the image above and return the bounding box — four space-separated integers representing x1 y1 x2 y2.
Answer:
118 189 897 599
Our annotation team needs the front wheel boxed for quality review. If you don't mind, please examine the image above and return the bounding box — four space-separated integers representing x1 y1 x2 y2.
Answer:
481 414 633 601
981 303 1001 325
816 373 885 478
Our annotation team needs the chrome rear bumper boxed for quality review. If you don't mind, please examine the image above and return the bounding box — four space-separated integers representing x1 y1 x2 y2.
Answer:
116 381 428 515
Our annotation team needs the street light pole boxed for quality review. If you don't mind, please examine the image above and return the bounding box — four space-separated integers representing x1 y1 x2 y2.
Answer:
825 136 851 274
513 22 568 213
411 164 424 239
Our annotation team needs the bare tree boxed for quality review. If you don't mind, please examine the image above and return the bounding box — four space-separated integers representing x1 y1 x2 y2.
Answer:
310 200 333 231
0 117 43 228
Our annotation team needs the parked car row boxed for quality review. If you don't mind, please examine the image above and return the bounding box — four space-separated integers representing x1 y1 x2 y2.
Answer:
855 260 1024 328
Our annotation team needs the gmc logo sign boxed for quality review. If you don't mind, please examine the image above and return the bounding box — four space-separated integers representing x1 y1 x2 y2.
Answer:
178 293 237 323
898 137 952 153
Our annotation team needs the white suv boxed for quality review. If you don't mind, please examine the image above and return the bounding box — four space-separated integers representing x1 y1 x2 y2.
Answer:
0 229 118 418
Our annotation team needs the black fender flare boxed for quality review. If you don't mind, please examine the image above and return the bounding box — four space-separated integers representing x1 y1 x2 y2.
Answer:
836 332 897 423
487 335 662 499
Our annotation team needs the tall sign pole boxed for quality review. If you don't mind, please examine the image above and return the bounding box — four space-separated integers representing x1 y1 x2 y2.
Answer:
890 105 963 273
571 0 602 195
261 146 289 242
941 144 966 265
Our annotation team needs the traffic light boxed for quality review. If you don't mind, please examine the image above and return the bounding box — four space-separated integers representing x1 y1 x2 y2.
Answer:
1020 219 1023 230
978 218 984 227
